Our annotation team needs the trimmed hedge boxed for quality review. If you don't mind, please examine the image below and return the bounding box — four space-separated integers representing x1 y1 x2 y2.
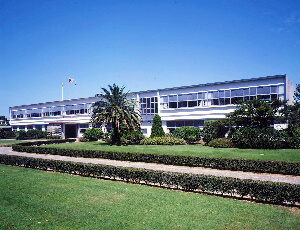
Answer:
16 130 47 140
140 137 187 145
208 138 234 148
12 140 300 176
171 126 202 144
0 154 299 205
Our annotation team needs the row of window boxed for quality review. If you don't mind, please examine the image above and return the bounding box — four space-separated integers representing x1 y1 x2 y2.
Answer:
12 84 285 119
160 84 284 109
140 97 158 115
12 104 93 119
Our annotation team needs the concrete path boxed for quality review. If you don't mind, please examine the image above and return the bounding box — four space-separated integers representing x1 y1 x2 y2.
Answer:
1 147 300 185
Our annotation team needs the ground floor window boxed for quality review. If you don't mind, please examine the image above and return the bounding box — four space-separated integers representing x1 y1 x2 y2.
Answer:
167 120 204 130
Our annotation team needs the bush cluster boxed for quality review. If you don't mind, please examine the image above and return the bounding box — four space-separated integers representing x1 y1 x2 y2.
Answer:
0 129 15 139
140 137 187 145
202 120 233 144
16 130 47 140
231 127 300 149
0 154 299 205
82 128 104 141
208 138 234 148
121 129 145 144
171 126 202 144
12 140 300 175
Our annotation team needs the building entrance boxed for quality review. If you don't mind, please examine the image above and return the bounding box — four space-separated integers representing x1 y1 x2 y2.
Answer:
65 124 77 138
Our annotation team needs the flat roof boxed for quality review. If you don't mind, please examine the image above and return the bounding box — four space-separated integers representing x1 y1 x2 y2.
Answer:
10 74 286 109
131 74 286 94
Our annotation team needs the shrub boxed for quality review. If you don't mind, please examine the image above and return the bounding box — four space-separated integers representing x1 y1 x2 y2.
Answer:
202 120 232 144
27 130 47 139
15 130 28 140
83 128 104 141
1 154 299 205
79 137 89 142
0 129 15 139
140 137 187 145
171 127 202 144
16 130 47 140
150 115 165 137
12 140 300 175
122 129 145 144
231 127 287 149
282 128 300 149
208 138 234 148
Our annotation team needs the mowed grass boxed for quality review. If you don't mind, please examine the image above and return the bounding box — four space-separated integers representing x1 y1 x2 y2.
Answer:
45 142 300 162
0 139 26 146
1 164 299 230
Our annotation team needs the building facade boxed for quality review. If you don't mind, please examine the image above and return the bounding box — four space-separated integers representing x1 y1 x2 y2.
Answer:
9 75 295 138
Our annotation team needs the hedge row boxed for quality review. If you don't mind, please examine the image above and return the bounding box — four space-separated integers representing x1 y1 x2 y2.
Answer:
0 154 299 206
12 140 300 176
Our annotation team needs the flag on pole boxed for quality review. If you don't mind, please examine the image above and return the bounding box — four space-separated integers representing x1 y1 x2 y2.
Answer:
62 82 64 101
69 77 74 83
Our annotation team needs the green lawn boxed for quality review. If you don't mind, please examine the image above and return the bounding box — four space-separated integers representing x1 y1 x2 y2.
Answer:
1 164 299 230
0 139 26 146
45 142 300 162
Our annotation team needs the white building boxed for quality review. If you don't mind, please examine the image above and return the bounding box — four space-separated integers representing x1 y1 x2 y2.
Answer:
9 75 295 138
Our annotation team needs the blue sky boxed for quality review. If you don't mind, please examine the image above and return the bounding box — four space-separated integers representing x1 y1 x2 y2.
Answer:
0 0 300 118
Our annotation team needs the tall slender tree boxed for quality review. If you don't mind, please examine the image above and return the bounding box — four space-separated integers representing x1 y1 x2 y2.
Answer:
91 84 141 144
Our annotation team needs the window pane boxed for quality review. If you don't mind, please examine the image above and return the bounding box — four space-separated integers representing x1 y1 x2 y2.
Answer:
250 87 256 95
271 86 278 94
176 120 184 127
219 90 224 98
278 85 284 94
178 94 187 101
212 91 218 98
219 98 225 105
169 95 177 102
178 101 187 108
161 96 168 103
185 120 193 126
187 93 197 100
243 88 250 96
212 99 219 105
271 94 277 100
198 92 204 99
236 89 243 96
167 121 176 127
225 98 230 105
258 95 270 100
188 101 197 107
225 90 230 97
194 120 204 127
231 89 236 97
169 102 177 108
257 86 270 95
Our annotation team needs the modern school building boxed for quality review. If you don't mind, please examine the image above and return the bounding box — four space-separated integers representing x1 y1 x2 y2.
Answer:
9 75 295 138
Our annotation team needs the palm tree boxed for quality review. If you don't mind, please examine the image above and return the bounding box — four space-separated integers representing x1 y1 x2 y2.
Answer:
91 84 141 144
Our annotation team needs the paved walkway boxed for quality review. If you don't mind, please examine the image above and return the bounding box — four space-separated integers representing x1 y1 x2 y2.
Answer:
1 147 300 185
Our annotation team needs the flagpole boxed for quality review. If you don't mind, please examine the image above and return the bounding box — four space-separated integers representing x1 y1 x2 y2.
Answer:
62 83 64 101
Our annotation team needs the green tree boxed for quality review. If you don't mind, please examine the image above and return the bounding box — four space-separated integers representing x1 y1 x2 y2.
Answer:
150 114 165 137
91 84 141 144
226 98 286 128
202 120 232 144
282 84 300 129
